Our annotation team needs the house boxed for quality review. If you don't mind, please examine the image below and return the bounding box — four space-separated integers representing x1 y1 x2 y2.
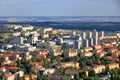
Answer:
49 74 74 80
14 71 24 80
42 34 49 39
22 26 33 31
103 44 114 49
92 65 105 74
35 66 45 74
8 67 19 72
0 54 14 62
94 44 102 50
81 51 93 57
24 74 37 80
107 56 119 61
109 48 117 53
0 66 7 72
65 69 88 77
51 50 62 56
3 60 14 65
39 49 48 55
64 49 77 57
24 55 32 60
93 44 102 53
84 47 93 52
112 51 120 58
96 51 106 57
48 30 58 35
56 62 79 69
38 68 55 76
106 63 119 70
65 69 79 75
37 54 46 58
12 52 25 59
29 61 43 66
12 32 21 37
4 73 15 80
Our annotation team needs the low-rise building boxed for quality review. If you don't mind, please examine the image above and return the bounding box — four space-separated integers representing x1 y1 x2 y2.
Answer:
106 63 119 70
4 73 15 80
56 62 79 69
112 51 120 58
84 47 93 52
81 51 93 57
24 74 37 80
93 65 105 74
51 50 62 56
64 49 77 57
96 51 106 57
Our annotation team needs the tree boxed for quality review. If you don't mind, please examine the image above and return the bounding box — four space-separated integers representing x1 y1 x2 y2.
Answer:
89 70 95 77
56 67 64 74
74 74 80 80
117 44 120 50
80 62 86 69
62 76 70 80
0 71 5 80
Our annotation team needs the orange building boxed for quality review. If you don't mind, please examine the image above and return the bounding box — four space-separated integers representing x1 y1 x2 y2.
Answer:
106 63 119 70
24 74 37 80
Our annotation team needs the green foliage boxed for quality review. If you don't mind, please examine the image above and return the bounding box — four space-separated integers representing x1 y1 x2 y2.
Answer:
56 67 65 74
43 59 52 68
0 71 5 80
61 75 70 80
117 44 120 50
74 74 80 80
89 70 95 77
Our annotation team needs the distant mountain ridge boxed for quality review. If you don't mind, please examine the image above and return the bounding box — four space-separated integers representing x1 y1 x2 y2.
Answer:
0 16 120 22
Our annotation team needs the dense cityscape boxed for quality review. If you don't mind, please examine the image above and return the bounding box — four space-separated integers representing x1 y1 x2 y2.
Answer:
0 0 120 80
0 25 120 80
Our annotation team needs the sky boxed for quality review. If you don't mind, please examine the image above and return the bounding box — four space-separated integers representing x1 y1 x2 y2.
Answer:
0 0 120 16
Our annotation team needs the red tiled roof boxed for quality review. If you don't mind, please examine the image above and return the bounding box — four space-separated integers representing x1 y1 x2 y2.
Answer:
107 56 119 61
5 73 14 78
97 51 106 55
94 44 102 50
24 74 37 78
82 52 92 54
11 52 24 55
69 49 77 54
103 44 114 49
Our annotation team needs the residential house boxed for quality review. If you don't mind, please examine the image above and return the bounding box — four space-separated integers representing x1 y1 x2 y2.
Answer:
4 73 15 80
96 51 106 57
106 63 119 70
81 51 93 57
84 47 93 52
112 51 120 58
64 49 77 57
24 74 37 80
92 65 105 74
51 50 62 56
56 62 79 69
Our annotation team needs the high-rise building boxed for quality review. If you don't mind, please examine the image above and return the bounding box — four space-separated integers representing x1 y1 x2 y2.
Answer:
88 38 94 46
86 31 92 39
30 35 38 45
73 40 82 49
99 31 104 38
82 39 89 47
93 38 100 45
57 38 63 45
81 32 86 39
93 31 99 39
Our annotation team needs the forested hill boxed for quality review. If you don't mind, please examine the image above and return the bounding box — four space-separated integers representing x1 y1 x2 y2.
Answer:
0 22 120 31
